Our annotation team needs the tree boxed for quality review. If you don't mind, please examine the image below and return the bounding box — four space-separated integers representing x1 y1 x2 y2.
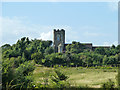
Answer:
107 56 117 65
103 55 109 65
31 52 43 64
45 47 54 55
50 69 69 88
2 58 15 89
44 53 65 67
1 44 11 53
117 45 120 53
111 44 115 49
86 57 92 67
65 41 86 54
95 47 105 55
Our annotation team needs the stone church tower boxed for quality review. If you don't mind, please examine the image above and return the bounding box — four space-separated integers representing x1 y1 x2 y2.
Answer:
53 29 65 53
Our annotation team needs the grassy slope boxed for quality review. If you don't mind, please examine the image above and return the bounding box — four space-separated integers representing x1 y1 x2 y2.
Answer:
32 66 118 88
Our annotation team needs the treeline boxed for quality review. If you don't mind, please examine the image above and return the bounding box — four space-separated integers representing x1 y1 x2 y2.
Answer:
1 37 120 67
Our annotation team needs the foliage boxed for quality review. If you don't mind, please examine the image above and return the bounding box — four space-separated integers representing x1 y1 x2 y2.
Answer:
116 68 120 89
51 69 68 82
31 52 43 64
66 41 86 54
44 53 64 67
1 37 120 89
1 37 119 67
45 47 54 55
101 79 115 89
50 69 70 88
14 61 35 88
2 58 15 89
33 66 117 88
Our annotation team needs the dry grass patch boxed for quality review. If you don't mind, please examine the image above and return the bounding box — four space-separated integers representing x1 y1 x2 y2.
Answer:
32 66 118 88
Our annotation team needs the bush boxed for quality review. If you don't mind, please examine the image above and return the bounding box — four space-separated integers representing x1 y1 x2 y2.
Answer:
16 61 35 76
101 79 115 89
78 67 83 69
50 69 70 88
15 61 35 88
31 52 43 64
2 58 15 89
53 65 59 68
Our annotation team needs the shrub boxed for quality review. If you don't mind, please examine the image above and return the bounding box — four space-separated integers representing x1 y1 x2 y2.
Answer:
106 67 112 69
15 61 35 88
64 66 67 68
50 69 70 88
101 79 115 89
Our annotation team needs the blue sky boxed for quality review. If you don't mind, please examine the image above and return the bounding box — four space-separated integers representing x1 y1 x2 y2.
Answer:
1 2 118 46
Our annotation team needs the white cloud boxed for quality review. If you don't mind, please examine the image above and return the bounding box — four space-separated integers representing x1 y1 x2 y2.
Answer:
1 16 72 46
84 32 101 37
39 31 52 40
82 26 109 37
108 2 118 11
83 30 107 37
103 41 118 46
79 26 100 31
0 16 77 45
79 26 107 37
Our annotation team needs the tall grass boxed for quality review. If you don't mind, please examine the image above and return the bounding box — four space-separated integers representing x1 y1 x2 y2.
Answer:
32 66 118 88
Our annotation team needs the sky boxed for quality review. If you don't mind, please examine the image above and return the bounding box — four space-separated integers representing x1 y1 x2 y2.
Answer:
0 2 118 46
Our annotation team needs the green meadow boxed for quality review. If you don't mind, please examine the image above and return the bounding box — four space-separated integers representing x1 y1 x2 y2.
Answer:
33 66 118 88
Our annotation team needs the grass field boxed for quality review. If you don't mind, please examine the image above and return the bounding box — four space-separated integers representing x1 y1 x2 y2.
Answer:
32 65 118 88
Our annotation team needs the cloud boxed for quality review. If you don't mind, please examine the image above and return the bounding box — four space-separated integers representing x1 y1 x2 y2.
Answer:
83 32 101 37
39 31 52 40
82 26 109 37
1 16 78 45
83 30 107 37
108 2 118 11
103 41 118 46
79 26 100 31
79 26 106 37
1 16 72 46
1 17 38 43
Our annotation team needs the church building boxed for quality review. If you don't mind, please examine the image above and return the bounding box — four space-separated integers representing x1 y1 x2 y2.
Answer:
53 29 110 53
53 29 65 53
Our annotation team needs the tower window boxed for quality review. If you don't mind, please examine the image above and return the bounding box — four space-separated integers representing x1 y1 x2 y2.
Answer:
57 34 60 41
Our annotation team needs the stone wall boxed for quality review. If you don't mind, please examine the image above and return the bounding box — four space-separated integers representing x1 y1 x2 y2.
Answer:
53 29 65 52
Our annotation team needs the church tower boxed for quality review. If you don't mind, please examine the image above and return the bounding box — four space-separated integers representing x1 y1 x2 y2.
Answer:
53 29 65 53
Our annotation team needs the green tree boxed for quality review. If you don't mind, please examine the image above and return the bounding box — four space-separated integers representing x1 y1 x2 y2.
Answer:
65 41 86 54
95 47 105 55
103 55 109 65
45 47 54 55
31 52 43 64
107 56 117 65
50 69 69 88
2 58 15 89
